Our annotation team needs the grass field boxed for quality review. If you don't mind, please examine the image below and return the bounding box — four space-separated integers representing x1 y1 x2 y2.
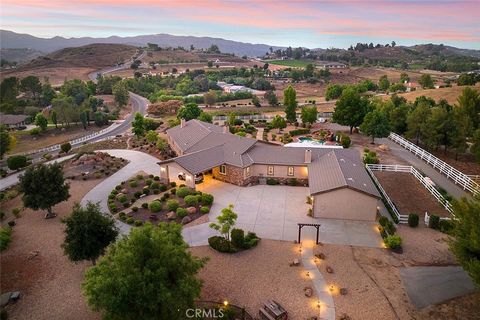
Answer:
266 60 312 68
392 83 480 105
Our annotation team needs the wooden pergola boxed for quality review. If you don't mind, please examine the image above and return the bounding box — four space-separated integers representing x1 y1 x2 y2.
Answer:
297 223 321 244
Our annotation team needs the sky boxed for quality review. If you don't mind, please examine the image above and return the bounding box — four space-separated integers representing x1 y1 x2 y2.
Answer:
1 0 479 49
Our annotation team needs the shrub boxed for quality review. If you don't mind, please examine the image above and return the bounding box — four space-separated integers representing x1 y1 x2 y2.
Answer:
115 185 122 190
11 208 20 218
126 217 134 225
132 206 139 212
170 188 177 195
341 135 351 148
231 228 245 249
108 194 115 200
200 193 214 206
145 178 153 186
7 220 15 227
143 187 150 195
30 127 41 135
118 194 128 203
289 128 310 136
438 219 454 234
176 207 188 218
141 202 148 209
166 199 179 211
170 181 176 188
0 227 12 252
429 214 440 229
60 142 72 153
159 184 167 192
208 236 235 253
176 187 191 198
134 220 143 226
153 176 160 181
123 202 129 208
288 178 298 186
408 213 419 227
150 182 160 190
266 178 279 185
149 201 162 213
244 232 260 249
134 191 142 198
129 180 138 188
184 195 198 207
200 206 210 214
136 174 144 180
7 155 28 170
109 204 117 213
363 151 379 164
0 211 5 220
384 235 402 249
153 189 160 195
111 189 118 195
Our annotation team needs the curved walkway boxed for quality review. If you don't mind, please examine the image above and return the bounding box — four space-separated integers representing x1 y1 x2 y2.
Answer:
80 149 161 234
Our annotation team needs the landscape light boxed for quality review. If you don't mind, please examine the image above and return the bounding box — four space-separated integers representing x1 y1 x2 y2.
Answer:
223 300 228 307
306 271 310 277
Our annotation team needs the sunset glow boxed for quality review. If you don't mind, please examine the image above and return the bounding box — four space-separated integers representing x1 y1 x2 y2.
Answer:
1 0 479 48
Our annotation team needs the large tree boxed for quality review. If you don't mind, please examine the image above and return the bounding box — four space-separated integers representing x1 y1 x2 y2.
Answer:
300 106 318 125
360 109 390 143
419 74 434 89
283 85 297 123
35 113 48 132
449 195 480 287
177 103 202 121
0 125 13 159
271 115 287 133
423 107 454 152
332 86 370 134
62 202 118 265
112 82 129 107
19 163 70 218
20 75 42 103
82 223 206 319
406 102 431 144
131 112 145 137
378 75 390 92
457 87 480 130
264 90 278 107
203 90 217 107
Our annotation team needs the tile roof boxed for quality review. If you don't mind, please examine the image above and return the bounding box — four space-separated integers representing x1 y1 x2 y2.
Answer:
0 113 28 125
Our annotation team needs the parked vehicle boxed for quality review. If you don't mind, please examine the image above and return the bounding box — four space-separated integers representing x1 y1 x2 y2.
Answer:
178 172 204 184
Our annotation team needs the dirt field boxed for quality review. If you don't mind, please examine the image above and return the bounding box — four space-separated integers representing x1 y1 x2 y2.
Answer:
374 171 451 218
10 124 108 155
0 179 104 320
190 240 320 319
314 231 477 320
393 83 480 105
0 67 95 85
95 94 132 120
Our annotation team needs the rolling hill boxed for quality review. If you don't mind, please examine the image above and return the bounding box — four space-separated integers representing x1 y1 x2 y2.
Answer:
0 30 282 58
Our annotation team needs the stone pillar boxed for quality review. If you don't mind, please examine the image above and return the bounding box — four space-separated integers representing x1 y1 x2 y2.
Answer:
159 164 170 184
184 173 196 189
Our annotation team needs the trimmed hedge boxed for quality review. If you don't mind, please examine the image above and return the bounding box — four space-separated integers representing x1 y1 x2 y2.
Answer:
176 187 191 198
266 178 279 185
231 228 245 249
200 206 210 214
166 199 179 211
408 213 419 227
149 201 162 212
208 236 236 253
184 195 198 207
384 235 402 249
429 214 440 229
176 207 188 218
201 193 214 205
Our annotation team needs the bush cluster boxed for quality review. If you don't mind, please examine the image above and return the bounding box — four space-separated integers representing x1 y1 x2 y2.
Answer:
289 128 310 136
266 178 279 185
176 187 191 198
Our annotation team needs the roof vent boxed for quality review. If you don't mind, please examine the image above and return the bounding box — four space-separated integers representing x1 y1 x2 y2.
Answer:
340 158 345 162
347 178 354 181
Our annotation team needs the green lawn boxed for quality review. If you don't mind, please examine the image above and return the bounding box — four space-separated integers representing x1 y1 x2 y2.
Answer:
266 60 313 68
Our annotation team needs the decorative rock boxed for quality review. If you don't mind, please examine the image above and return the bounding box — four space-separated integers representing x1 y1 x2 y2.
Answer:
379 144 390 151
304 287 313 297
315 253 325 260
289 259 300 267
181 216 192 225
166 211 176 220
186 207 197 214
27 250 39 260
326 266 334 273
339 314 351 320
340 288 348 295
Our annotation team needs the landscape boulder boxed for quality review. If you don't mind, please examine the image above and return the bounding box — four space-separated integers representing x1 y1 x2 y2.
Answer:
181 216 192 225
166 211 176 220
186 207 197 215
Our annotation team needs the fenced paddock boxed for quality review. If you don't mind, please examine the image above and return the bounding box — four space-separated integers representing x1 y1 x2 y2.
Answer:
388 132 479 196
366 164 454 224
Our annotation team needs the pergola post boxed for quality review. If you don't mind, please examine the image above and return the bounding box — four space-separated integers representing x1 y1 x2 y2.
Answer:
297 223 321 245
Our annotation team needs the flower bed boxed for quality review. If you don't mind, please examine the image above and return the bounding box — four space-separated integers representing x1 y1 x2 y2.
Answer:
111 180 214 226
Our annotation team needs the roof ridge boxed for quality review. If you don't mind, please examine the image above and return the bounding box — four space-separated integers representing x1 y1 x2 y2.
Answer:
326 151 347 186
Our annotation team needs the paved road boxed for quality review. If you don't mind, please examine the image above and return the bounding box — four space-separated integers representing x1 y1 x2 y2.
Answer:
0 154 76 191
399 266 477 309
376 137 470 199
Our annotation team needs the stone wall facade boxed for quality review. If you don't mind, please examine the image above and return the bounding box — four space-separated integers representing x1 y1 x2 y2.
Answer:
212 164 247 186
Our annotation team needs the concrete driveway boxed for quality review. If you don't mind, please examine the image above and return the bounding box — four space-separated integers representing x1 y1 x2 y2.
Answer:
193 178 383 248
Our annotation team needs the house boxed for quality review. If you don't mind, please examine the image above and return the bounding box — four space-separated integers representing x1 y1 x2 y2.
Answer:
316 61 347 69
0 113 29 129
160 120 381 221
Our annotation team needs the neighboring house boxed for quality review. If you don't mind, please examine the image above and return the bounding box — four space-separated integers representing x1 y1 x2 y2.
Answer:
160 120 381 221
316 61 347 69
0 113 29 129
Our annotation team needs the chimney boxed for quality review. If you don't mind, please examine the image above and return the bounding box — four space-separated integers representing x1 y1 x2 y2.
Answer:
223 125 229 134
304 149 312 164
180 118 186 128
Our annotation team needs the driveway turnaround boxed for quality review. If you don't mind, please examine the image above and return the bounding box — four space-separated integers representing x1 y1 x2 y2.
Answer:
399 266 477 309
81 149 160 235
194 178 383 248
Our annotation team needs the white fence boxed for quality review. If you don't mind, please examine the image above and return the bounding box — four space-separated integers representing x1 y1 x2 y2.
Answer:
366 164 455 224
388 132 479 196
19 123 121 157
424 212 452 226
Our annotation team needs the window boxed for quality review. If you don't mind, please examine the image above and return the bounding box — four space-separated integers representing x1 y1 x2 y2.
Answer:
267 166 274 175
245 166 251 176
219 165 226 175
288 166 294 176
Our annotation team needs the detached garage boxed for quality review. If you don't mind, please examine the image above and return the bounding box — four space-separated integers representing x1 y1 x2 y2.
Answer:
308 152 381 221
